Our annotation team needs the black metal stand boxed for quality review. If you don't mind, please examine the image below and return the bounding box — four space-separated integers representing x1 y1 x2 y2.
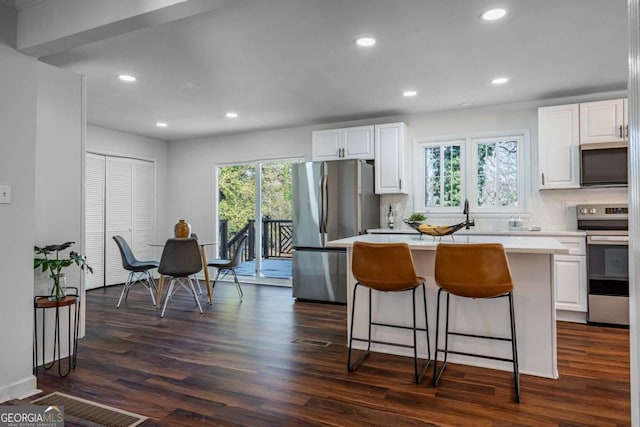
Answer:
33 287 80 377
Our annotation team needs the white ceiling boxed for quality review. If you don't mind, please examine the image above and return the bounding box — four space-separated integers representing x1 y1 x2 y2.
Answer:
1 0 44 10
37 0 628 141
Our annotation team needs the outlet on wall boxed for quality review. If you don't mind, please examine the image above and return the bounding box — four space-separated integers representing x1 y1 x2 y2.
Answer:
0 184 12 204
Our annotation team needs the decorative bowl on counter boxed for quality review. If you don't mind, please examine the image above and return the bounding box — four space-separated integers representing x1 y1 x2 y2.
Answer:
403 219 474 239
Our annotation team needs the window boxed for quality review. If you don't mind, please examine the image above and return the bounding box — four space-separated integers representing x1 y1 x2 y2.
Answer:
414 131 529 215
422 141 463 208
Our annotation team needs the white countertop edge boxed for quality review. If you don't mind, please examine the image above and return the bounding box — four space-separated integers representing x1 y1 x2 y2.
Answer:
367 228 586 237
328 233 570 254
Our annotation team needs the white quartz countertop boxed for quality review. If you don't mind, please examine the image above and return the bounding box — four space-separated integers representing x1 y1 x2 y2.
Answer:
327 233 570 254
367 228 586 238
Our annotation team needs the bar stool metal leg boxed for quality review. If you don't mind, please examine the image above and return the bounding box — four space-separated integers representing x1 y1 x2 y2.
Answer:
509 291 520 402
433 288 450 386
348 284 371 372
348 282 430 384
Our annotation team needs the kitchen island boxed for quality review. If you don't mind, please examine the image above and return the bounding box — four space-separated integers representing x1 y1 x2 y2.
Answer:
327 233 569 379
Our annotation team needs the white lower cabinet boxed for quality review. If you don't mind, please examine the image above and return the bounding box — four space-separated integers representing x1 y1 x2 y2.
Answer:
554 236 587 322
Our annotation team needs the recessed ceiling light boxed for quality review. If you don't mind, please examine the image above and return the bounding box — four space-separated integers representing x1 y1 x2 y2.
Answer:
459 102 474 108
156 122 168 127
481 8 507 21
403 90 418 97
117 74 136 82
226 112 239 118
356 37 376 47
491 77 509 85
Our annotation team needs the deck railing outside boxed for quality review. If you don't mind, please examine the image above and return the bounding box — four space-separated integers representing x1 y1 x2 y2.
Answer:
219 218 292 261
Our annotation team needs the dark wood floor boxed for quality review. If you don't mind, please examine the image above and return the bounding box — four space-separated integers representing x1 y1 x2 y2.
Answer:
33 282 630 426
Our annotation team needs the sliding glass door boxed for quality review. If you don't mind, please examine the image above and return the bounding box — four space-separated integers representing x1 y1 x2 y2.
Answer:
216 159 293 283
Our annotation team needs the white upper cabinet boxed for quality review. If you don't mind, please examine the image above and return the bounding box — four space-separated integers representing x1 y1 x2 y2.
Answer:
375 122 407 194
538 104 580 189
312 129 342 161
312 126 374 161
343 126 375 158
579 98 627 145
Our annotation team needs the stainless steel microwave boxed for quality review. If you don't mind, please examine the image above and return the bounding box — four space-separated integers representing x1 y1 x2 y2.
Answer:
580 145 628 187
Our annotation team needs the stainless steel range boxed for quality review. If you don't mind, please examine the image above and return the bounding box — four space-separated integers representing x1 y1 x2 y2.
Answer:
577 204 629 327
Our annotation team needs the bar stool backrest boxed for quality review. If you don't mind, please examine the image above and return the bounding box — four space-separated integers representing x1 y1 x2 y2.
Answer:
434 243 513 298
352 242 420 291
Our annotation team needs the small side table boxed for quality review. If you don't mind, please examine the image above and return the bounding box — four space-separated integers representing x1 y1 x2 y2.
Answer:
33 287 80 377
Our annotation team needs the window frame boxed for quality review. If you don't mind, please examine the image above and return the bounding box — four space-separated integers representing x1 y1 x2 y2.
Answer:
413 129 530 217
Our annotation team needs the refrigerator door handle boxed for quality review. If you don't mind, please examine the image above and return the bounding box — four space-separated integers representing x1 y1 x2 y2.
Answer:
319 162 325 234
322 174 329 234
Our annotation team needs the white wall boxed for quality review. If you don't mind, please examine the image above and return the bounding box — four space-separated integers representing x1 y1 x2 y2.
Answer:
0 6 87 401
165 125 309 254
86 124 169 248
167 91 629 241
34 62 84 293
0 5 38 402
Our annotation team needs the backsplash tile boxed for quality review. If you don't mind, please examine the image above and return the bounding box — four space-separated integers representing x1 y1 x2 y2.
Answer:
380 186 628 232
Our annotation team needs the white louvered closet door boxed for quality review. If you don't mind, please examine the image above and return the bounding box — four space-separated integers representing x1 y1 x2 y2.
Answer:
105 157 134 286
85 154 106 290
132 160 155 262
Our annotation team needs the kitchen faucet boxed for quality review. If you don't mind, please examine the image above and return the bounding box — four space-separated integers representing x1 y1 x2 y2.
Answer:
463 198 475 229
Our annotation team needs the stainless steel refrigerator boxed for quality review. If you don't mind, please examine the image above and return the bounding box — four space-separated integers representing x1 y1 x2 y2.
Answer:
292 160 380 303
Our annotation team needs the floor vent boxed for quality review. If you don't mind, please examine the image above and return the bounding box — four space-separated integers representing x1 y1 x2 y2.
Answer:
32 392 147 427
292 337 331 347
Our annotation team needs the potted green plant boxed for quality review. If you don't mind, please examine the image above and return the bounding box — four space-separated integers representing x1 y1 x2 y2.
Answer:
408 212 427 223
34 241 92 300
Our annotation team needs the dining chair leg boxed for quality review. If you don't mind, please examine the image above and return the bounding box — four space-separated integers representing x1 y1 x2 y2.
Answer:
156 275 165 309
117 272 134 308
144 271 157 306
160 279 176 318
188 276 204 314
230 269 243 300
212 270 221 290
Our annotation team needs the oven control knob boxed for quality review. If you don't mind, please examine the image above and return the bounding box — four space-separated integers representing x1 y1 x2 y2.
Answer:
580 208 588 214
589 208 597 214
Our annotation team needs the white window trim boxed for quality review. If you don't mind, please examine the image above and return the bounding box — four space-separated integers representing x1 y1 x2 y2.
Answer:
413 129 531 218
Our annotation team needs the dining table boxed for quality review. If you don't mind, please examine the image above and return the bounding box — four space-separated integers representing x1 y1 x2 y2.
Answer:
148 240 217 306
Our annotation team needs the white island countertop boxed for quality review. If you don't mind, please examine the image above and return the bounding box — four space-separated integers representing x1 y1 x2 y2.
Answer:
328 233 570 255
366 228 586 238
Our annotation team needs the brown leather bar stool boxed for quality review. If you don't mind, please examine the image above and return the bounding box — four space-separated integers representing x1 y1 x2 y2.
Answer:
348 242 431 384
433 243 520 402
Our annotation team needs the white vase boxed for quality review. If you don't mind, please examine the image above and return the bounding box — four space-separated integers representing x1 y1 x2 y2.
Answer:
48 273 67 300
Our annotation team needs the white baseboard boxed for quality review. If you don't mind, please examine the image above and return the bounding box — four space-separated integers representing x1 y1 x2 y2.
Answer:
0 375 39 403
556 310 587 323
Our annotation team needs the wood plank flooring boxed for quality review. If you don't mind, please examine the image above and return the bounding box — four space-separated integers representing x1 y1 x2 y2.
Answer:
32 282 630 426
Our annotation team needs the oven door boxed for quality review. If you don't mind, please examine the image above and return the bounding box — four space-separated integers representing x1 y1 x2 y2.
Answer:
586 234 629 326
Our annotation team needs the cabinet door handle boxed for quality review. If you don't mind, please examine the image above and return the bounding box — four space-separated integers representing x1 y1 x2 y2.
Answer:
541 173 545 186
399 179 402 190
626 125 629 138
619 125 624 138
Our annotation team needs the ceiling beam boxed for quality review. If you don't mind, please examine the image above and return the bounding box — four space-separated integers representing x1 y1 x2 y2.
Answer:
16 0 231 57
